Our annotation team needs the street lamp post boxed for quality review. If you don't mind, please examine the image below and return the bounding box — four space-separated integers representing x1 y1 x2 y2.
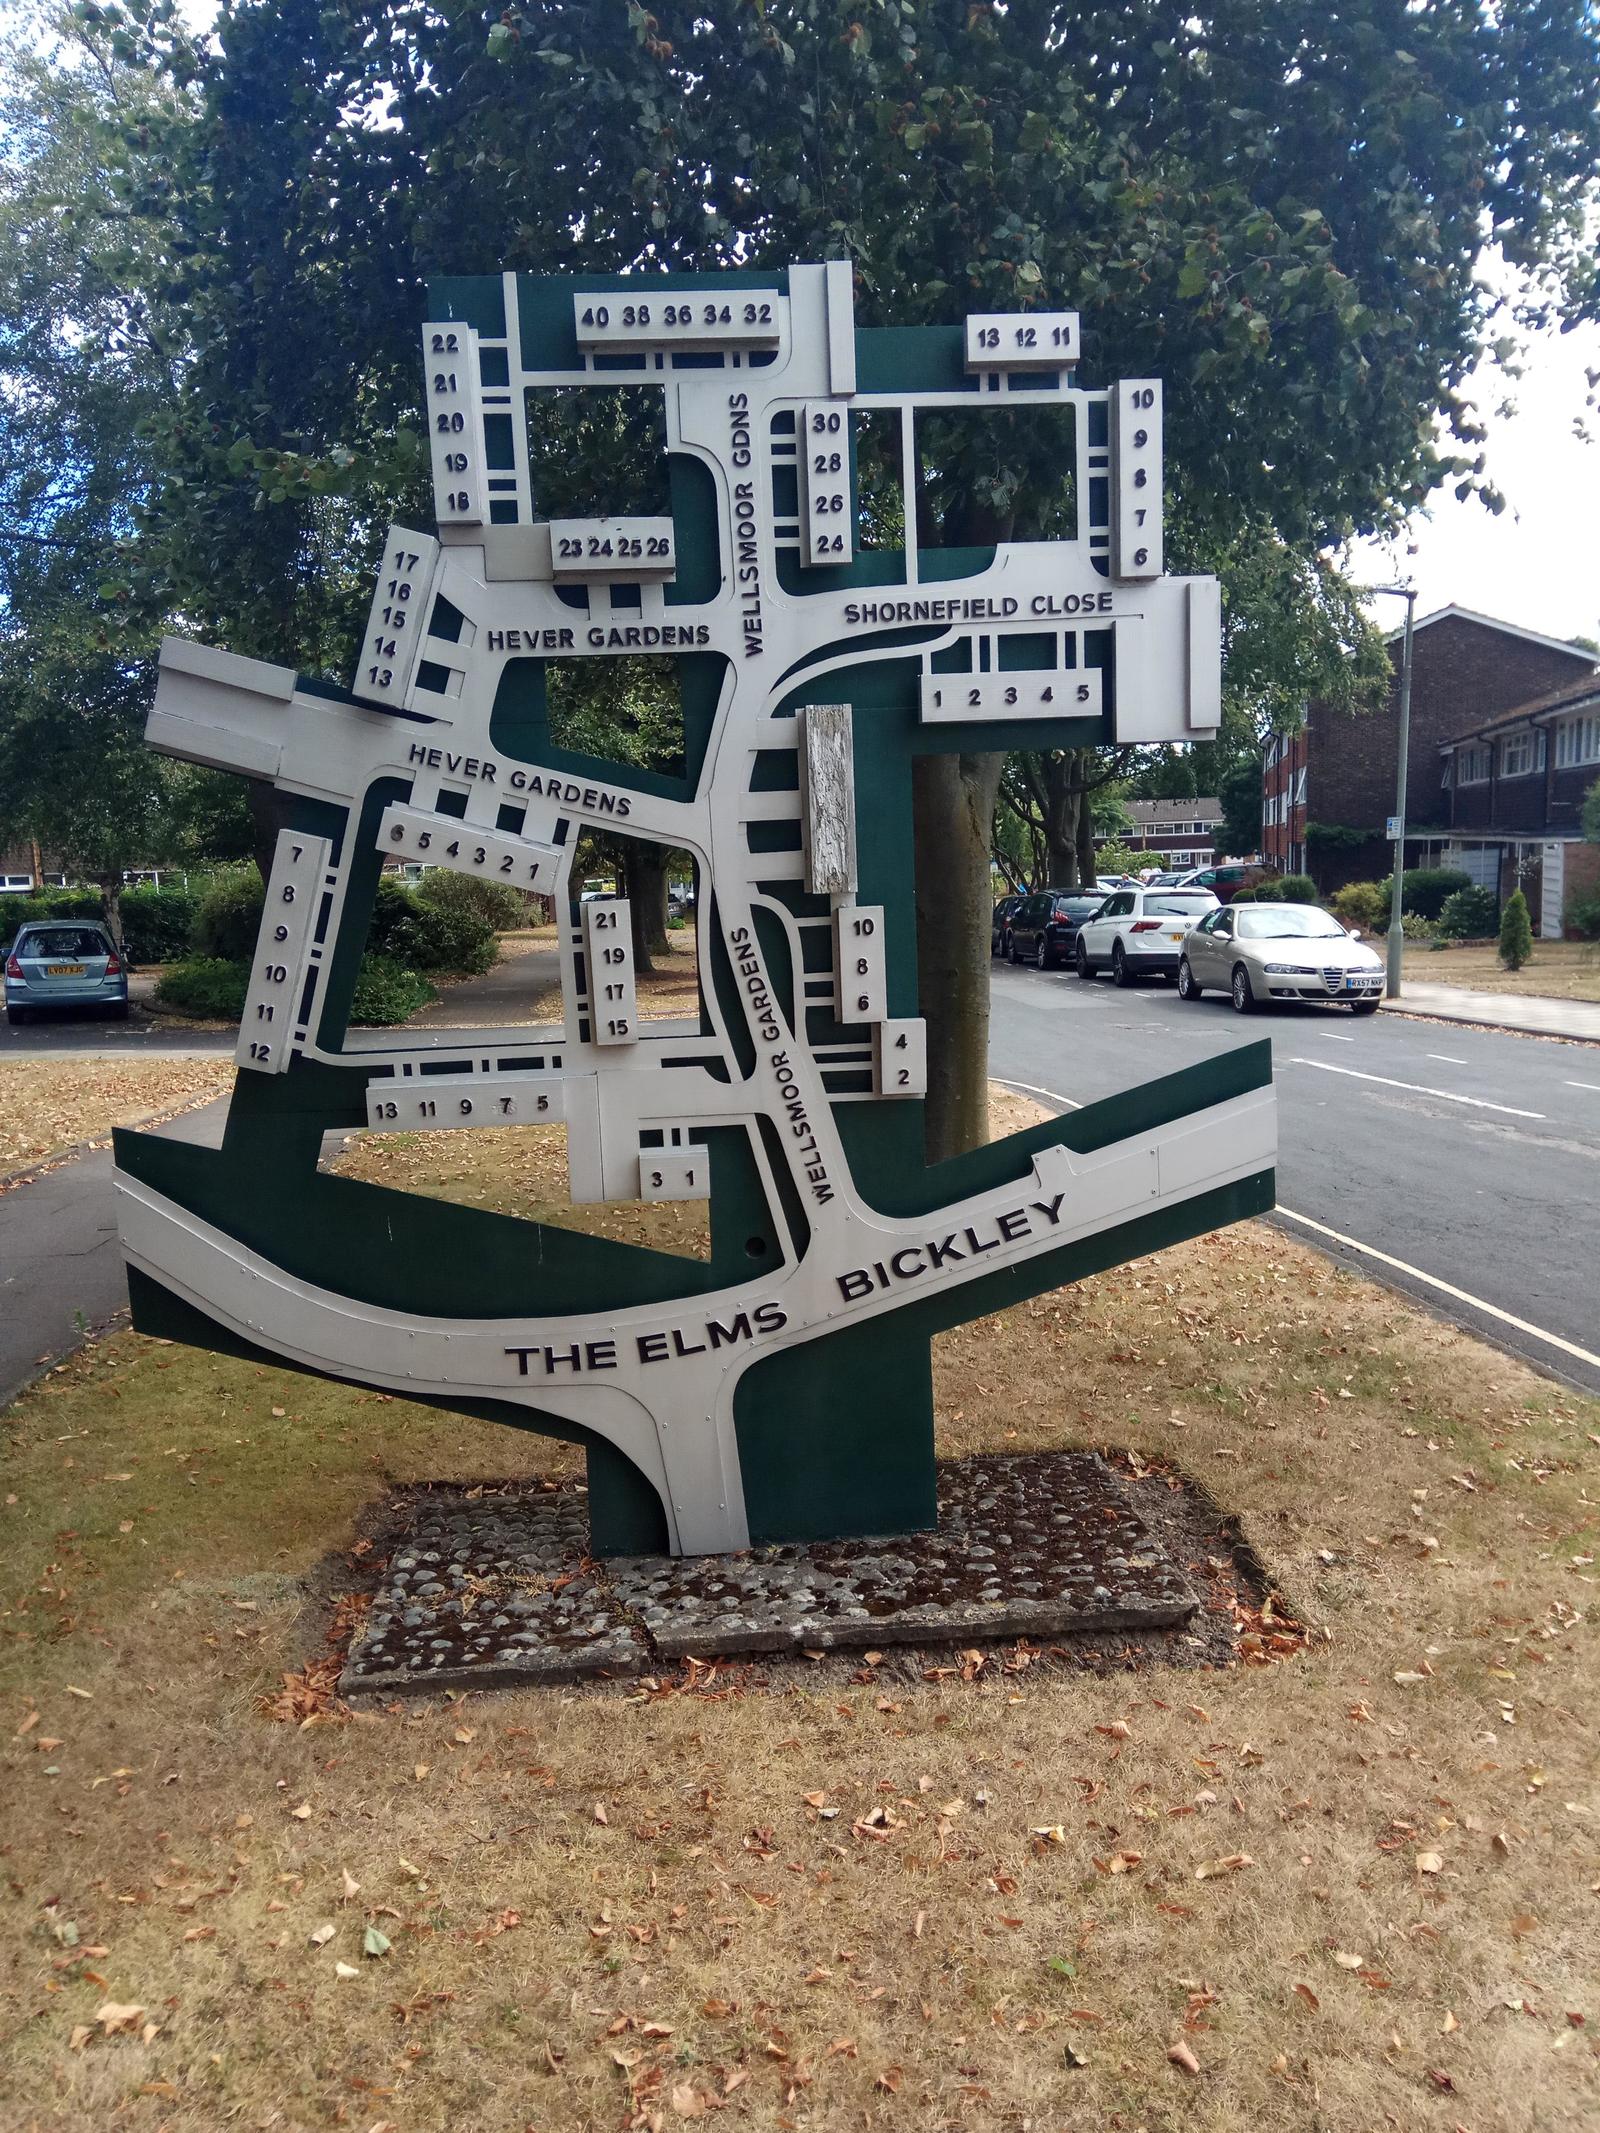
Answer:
1365 584 1417 1000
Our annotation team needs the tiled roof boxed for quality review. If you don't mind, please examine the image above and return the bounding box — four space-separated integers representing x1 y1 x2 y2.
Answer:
1124 798 1222 824
1440 667 1600 749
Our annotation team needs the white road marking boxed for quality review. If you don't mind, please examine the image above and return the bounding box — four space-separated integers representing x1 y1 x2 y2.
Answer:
992 1076 1082 1111
1566 1080 1600 1093
1286 1057 1544 1119
1320 1031 1355 1042
1276 1207 1600 1375
1427 1053 1468 1065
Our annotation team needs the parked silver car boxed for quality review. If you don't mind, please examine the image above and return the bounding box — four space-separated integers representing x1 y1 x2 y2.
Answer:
4 920 129 1024
1176 902 1383 1015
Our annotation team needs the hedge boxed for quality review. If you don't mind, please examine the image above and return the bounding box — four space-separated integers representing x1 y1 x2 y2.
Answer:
157 953 436 1027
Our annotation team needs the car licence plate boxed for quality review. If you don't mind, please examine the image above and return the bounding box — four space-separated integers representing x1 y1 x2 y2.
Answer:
1166 930 1186 941
46 964 85 977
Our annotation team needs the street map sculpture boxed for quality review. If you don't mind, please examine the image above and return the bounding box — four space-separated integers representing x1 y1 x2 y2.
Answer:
114 264 1276 1557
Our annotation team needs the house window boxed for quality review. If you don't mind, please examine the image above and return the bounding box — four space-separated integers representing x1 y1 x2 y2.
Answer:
1555 711 1600 769
1455 745 1491 785
1499 730 1544 778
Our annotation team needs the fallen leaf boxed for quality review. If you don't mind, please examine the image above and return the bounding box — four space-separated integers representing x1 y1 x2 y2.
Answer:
289 1802 312 1821
362 1926 391 1959
96 2001 144 2034
592 1801 609 1826
335 1961 360 1980
1442 2010 1458 2035
874 2067 903 2094
670 2083 707 2118
1293 1983 1320 2011
341 1869 361 1901
1168 2038 1201 2074
1194 1853 1254 1880
1416 1851 1444 1875
310 1924 336 1947
1332 1951 1365 1969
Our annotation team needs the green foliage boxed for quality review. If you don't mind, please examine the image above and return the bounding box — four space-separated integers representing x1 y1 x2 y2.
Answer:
1230 885 1258 903
1435 885 1499 940
1378 868 1473 921
0 887 104 942
1304 821 1372 851
348 956 435 1026
393 886 498 978
1498 888 1533 971
118 883 200 963
1330 880 1388 931
190 867 264 961
414 868 527 935
1582 779 1600 845
1274 874 1318 903
1092 841 1142 879
1563 889 1600 941
154 957 250 1020
1401 911 1434 942
365 876 417 959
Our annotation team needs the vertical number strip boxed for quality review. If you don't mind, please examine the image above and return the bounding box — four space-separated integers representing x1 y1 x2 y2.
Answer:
798 401 853 569
584 897 637 1047
422 320 487 526
237 831 330 1076
352 527 440 709
1112 379 1163 580
833 904 887 1024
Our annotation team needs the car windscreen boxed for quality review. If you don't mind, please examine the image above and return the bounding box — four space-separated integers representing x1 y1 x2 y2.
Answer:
1144 896 1213 917
18 927 109 958
1056 898 1101 916
1236 908 1348 940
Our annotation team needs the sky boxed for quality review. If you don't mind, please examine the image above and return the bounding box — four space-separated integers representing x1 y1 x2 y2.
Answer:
1348 313 1600 646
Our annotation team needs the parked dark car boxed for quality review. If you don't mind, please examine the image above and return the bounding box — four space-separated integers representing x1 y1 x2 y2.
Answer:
991 893 1025 957
1176 862 1282 905
5 919 129 1024
1007 889 1106 969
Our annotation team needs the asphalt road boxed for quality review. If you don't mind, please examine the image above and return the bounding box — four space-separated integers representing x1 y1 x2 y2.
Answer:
5 954 1597 1405
989 958 1600 1397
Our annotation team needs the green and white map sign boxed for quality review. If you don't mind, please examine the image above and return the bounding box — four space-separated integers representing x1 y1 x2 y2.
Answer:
115 265 1275 1557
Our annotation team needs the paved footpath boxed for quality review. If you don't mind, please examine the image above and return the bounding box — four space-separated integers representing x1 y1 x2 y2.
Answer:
1385 980 1600 1043
0 1098 231 1407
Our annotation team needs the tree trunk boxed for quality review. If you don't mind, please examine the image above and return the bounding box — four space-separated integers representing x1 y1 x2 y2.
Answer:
628 843 671 966
98 872 124 948
247 776 288 882
1041 757 1080 888
1075 785 1099 888
914 751 1005 1161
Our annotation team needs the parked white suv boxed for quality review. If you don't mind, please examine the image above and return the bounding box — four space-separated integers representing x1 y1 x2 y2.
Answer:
1074 886 1219 986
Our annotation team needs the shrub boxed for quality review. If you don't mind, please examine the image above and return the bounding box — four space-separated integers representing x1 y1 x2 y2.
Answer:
1564 888 1600 941
1498 888 1533 970
1 887 102 941
1330 880 1388 931
1229 885 1257 903
1275 874 1318 903
366 874 416 958
191 866 264 959
415 867 526 933
1378 866 1472 921
154 957 251 1020
349 956 435 1025
1435 884 1499 939
119 884 200 964
1401 910 1434 942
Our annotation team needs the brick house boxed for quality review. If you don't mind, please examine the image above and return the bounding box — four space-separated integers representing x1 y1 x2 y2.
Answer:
1098 797 1222 871
1261 606 1596 891
1438 670 1600 936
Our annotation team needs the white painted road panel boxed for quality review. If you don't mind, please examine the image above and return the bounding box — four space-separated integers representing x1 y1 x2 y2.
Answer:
365 1074 566 1132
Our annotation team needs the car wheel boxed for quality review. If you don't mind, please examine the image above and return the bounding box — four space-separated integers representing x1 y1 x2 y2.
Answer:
1075 940 1093 979
6 1006 28 1027
1350 998 1380 1017
107 1000 130 1021
1034 936 1049 970
1007 932 1021 964
1111 942 1134 987
1230 963 1256 1014
1176 957 1202 1001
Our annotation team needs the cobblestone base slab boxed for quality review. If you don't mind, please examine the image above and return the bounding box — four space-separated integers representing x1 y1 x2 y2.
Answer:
341 1452 1198 1697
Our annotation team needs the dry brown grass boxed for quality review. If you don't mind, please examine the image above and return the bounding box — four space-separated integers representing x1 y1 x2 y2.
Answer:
1 1093 1596 2130
0 1057 233 1177
1415 939 1600 1003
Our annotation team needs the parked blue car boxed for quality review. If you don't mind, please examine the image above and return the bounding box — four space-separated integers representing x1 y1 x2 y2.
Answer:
4 919 129 1024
